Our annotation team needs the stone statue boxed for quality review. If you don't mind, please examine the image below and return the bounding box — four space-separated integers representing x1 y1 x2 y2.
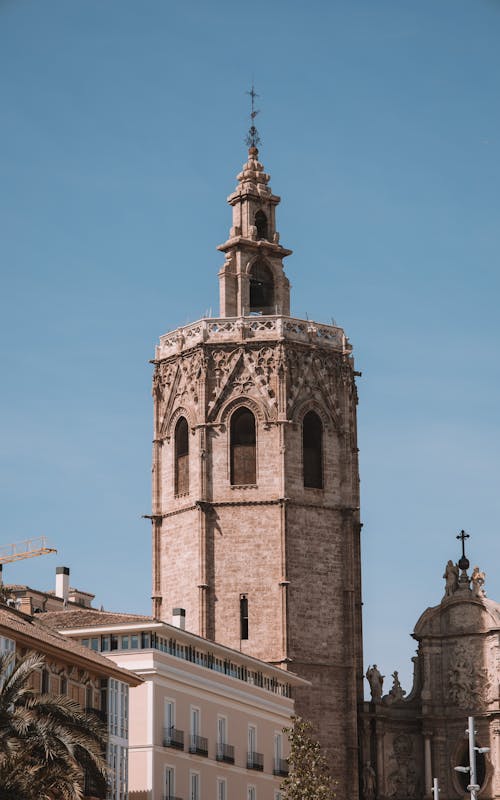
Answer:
366 664 384 702
387 670 406 703
443 560 459 596
363 761 376 800
471 565 486 597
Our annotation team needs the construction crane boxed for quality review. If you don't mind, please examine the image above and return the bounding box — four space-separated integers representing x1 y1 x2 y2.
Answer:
0 536 57 584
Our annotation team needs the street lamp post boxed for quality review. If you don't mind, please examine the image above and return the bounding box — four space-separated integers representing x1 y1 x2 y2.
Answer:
454 716 490 800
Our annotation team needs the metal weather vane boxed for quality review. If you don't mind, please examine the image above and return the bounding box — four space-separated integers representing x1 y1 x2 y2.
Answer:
245 84 261 149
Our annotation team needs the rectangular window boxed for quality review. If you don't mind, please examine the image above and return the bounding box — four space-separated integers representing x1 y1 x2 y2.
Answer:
121 635 129 649
240 594 249 640
217 778 227 800
191 707 200 738
217 715 227 746
101 635 110 651
190 771 200 800
130 633 139 649
165 766 175 800
247 786 256 800
90 637 99 651
165 699 175 731
248 724 256 754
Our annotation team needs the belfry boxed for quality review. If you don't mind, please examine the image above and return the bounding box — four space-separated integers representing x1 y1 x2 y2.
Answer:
151 120 364 794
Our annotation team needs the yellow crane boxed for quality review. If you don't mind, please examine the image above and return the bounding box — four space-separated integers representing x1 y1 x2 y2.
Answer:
0 537 57 584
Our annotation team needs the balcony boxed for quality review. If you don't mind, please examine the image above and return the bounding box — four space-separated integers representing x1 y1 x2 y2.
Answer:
189 734 208 757
216 742 235 764
163 726 184 750
247 751 264 771
273 758 289 777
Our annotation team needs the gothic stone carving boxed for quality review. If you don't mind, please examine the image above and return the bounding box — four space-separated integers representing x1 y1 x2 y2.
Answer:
387 734 418 799
448 640 491 709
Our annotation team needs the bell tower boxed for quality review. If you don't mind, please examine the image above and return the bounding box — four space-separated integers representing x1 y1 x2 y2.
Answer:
151 127 363 796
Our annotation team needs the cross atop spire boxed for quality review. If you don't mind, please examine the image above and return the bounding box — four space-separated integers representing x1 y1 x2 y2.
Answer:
456 529 470 573
245 84 261 149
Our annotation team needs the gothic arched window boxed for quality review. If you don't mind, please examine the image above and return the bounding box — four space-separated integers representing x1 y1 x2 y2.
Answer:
230 407 256 485
303 411 323 489
255 210 268 240
249 261 274 314
174 417 189 495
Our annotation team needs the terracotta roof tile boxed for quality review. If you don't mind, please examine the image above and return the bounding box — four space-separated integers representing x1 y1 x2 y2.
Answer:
0 605 141 685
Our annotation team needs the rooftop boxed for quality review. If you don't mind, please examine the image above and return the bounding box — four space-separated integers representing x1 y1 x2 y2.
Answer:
0 603 142 686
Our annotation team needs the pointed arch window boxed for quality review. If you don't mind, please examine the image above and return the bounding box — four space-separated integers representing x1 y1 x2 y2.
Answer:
255 210 268 240
174 417 189 495
303 411 323 489
249 261 274 314
230 408 256 485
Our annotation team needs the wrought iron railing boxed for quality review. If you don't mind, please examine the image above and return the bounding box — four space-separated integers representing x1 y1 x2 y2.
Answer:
163 726 184 750
247 750 264 771
216 742 235 763
273 757 289 776
189 734 208 757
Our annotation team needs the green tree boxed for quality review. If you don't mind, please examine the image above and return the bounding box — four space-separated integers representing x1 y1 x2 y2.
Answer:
0 651 108 800
281 716 336 800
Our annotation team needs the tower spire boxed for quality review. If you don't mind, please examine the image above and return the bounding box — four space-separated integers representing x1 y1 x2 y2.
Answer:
245 84 261 150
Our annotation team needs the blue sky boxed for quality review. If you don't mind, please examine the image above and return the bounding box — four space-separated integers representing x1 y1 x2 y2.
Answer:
1 0 499 694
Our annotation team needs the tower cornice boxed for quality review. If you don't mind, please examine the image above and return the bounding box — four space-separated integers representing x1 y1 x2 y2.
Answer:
217 236 292 258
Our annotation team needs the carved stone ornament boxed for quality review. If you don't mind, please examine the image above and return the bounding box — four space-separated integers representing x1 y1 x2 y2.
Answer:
448 640 491 709
387 734 419 799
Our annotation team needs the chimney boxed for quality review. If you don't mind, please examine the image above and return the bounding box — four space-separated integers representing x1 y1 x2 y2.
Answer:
172 607 186 630
55 566 70 605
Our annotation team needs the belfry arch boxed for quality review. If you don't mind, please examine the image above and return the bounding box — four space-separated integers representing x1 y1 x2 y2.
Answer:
249 260 274 314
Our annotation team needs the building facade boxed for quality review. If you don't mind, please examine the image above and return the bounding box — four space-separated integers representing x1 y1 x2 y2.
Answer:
362 554 500 800
44 609 307 800
0 601 141 800
150 144 364 793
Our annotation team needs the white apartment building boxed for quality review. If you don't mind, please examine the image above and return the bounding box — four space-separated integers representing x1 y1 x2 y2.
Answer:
42 609 308 800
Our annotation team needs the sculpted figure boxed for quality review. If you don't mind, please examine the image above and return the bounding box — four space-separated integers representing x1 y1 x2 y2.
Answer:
471 565 486 597
363 761 376 800
388 670 406 703
366 664 384 702
443 560 459 596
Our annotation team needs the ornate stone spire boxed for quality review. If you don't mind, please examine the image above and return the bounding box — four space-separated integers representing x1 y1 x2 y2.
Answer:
217 146 292 318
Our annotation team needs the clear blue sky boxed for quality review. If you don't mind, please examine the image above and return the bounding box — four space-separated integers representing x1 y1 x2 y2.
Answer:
1 0 499 694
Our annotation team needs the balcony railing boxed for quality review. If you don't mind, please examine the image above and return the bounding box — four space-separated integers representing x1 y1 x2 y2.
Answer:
273 758 289 777
163 726 184 750
247 751 264 771
189 734 208 757
216 742 235 764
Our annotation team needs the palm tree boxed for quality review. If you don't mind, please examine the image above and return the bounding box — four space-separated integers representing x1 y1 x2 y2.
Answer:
0 650 108 800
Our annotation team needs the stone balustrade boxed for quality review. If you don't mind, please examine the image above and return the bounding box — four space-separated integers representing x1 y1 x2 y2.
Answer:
156 315 351 360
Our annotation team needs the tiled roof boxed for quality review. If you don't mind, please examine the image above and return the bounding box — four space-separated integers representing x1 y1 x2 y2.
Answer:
0 604 142 685
41 609 155 629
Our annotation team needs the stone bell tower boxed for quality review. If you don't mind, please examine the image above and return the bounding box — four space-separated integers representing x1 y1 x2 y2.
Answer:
151 139 363 795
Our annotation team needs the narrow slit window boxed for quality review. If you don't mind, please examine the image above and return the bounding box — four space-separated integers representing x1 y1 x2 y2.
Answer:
175 417 189 495
240 594 249 640
230 408 256 485
303 411 323 488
